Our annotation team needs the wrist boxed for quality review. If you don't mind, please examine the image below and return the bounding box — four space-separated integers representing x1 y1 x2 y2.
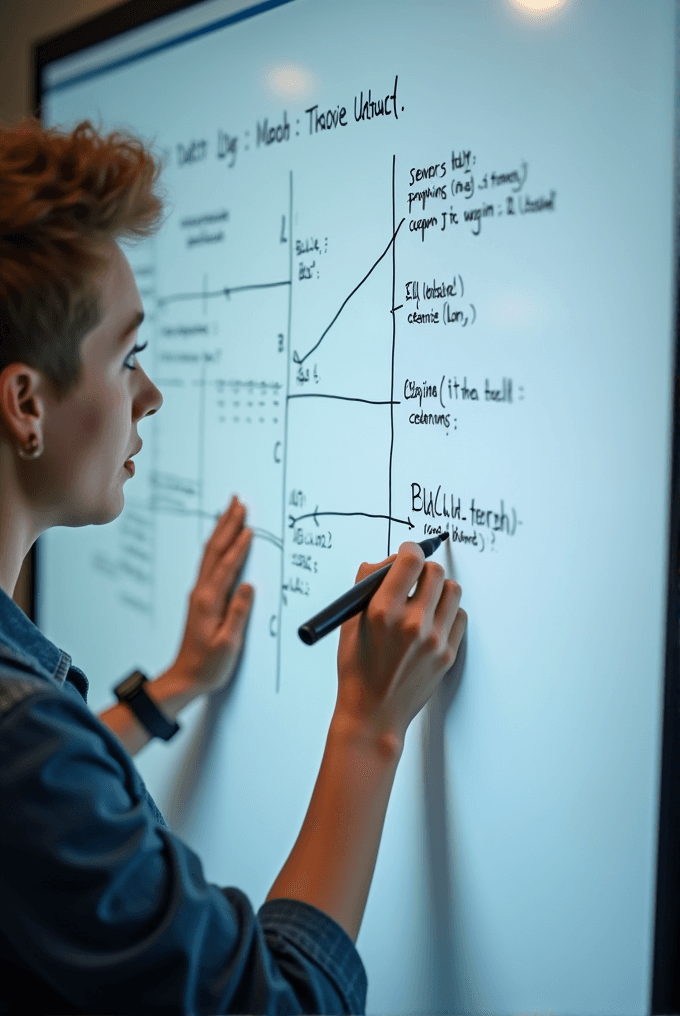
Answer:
330 702 405 762
147 667 203 722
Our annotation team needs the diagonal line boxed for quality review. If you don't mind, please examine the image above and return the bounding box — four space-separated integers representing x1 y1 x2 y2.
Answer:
297 217 405 365
251 526 282 550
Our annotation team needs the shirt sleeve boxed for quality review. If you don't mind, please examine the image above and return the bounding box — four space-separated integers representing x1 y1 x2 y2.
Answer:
0 681 368 1015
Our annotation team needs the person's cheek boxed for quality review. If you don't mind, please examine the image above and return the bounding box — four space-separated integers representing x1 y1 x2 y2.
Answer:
76 387 119 485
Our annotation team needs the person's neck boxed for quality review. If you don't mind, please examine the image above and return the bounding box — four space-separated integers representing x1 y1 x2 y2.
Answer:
0 523 33 602
0 453 41 600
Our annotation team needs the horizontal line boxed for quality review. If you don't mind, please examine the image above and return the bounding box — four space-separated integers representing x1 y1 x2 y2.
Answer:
288 394 400 405
158 281 290 306
223 281 290 295
290 510 412 526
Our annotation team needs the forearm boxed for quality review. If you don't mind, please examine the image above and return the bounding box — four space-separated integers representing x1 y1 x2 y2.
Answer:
98 668 201 756
265 708 403 945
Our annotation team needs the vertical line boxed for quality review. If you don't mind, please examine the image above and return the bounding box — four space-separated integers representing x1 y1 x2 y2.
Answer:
277 170 293 694
388 154 396 556
151 240 158 631
198 271 208 549
198 358 206 551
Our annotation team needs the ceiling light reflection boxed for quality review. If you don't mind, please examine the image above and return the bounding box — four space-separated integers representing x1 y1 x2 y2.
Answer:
506 0 568 17
263 63 317 101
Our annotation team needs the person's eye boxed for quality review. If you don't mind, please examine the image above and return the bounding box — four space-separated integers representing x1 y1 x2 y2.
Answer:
124 340 148 370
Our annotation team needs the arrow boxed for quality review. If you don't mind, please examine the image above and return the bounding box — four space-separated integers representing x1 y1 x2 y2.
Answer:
288 510 414 529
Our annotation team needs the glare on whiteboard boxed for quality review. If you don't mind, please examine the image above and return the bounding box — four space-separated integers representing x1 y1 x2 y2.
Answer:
488 289 541 331
263 63 317 101
507 0 568 13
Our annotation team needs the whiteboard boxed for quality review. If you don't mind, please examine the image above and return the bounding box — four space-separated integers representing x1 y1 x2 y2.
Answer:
37 2 677 1013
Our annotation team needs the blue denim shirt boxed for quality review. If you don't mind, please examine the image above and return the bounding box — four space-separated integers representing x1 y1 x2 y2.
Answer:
0 584 367 1015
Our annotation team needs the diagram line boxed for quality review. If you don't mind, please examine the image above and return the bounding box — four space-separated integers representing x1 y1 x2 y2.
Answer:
289 510 413 528
277 170 293 695
388 154 397 556
251 527 283 550
223 282 290 296
198 355 206 550
157 280 290 306
288 393 400 406
296 215 405 365
125 499 282 548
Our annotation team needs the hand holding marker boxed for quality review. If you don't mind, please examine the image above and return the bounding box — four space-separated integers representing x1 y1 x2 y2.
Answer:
298 533 450 645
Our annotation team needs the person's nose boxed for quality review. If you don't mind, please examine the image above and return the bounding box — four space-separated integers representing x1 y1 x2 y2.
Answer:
136 369 163 419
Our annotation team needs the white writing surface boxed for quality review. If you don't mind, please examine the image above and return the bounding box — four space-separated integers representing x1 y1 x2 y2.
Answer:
40 3 676 1012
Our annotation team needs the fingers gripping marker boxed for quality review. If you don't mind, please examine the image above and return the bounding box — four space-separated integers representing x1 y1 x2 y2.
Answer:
298 533 448 645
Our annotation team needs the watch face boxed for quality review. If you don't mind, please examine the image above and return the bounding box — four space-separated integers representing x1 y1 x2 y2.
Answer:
114 670 178 740
116 670 146 698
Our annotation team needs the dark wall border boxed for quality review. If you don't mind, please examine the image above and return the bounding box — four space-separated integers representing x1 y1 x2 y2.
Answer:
651 8 680 1010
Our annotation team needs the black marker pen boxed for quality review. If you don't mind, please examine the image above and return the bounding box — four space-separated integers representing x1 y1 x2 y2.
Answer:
298 532 450 645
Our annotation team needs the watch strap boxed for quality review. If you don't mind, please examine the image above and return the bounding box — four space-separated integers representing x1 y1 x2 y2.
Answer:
114 670 180 741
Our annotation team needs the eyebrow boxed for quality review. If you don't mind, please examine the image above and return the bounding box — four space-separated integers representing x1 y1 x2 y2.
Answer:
117 309 145 345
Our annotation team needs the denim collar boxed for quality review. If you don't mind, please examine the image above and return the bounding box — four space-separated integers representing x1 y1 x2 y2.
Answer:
0 582 73 686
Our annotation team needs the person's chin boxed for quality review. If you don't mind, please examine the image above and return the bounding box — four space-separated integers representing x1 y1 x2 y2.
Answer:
95 468 129 524
94 498 125 525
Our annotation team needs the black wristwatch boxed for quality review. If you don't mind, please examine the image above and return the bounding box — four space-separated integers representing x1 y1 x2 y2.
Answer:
114 669 180 741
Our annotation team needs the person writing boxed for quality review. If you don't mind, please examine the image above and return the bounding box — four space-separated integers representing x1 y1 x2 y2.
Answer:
0 116 467 1015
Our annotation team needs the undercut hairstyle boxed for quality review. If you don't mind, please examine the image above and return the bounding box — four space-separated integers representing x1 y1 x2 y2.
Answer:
0 115 168 402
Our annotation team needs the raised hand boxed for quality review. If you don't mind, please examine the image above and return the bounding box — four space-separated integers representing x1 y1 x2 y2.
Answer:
171 495 255 695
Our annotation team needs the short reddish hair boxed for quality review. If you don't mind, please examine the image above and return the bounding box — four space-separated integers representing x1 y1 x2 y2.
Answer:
0 115 167 402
